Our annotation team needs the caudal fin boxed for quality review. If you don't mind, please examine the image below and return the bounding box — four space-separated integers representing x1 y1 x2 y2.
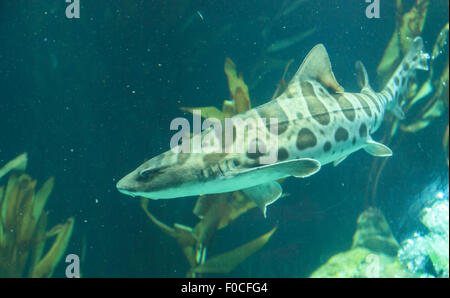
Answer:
381 37 430 118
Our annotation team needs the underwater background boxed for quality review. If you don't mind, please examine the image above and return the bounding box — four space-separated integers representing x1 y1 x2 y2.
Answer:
0 0 448 277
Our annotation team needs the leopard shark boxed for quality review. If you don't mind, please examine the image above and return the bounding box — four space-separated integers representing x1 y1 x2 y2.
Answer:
117 37 429 216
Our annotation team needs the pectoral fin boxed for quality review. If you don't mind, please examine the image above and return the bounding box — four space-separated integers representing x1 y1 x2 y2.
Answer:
242 181 282 218
364 140 393 157
236 158 321 178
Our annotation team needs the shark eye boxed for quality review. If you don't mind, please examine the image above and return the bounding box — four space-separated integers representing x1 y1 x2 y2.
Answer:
138 167 167 180
138 169 152 179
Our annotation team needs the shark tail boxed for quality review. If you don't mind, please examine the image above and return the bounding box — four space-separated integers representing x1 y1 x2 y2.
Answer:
380 37 430 119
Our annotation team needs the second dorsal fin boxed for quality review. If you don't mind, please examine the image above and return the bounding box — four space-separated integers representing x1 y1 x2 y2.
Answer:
286 44 344 93
355 61 374 93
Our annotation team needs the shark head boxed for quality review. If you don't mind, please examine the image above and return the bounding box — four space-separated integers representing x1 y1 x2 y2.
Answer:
116 151 203 199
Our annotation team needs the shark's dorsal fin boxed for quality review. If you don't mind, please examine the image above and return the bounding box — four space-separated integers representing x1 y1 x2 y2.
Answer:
355 61 374 93
355 61 369 90
286 44 344 93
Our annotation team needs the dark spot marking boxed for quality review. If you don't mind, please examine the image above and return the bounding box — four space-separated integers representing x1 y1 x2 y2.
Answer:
366 94 381 113
403 63 409 71
232 159 241 167
359 123 367 138
296 128 317 150
332 93 356 122
256 102 289 134
394 77 399 86
354 94 372 117
296 112 303 120
386 87 394 99
352 137 356 145
301 81 330 126
277 147 289 161
246 138 267 159
319 129 325 135
323 141 332 152
335 127 349 142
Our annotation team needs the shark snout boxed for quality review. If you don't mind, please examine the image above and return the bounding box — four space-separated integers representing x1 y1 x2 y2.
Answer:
116 172 139 196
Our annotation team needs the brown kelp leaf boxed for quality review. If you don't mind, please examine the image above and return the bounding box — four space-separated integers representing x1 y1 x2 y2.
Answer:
180 58 252 123
173 223 198 267
4 173 23 230
1 161 73 278
405 23 448 110
193 192 257 239
29 211 48 271
377 0 429 84
1 173 17 226
224 58 251 110
234 88 251 113
0 153 27 180
32 177 54 225
191 226 277 274
141 198 177 237
180 106 226 121
193 195 231 245
217 191 257 230
141 198 197 266
398 0 429 55
193 195 217 219
30 217 74 278
14 175 36 222
222 100 237 117
16 177 38 243
400 63 448 133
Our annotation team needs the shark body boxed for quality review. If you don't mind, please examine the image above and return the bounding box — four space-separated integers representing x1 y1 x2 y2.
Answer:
117 37 429 216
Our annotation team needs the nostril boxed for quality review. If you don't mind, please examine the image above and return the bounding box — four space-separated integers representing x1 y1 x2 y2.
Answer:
116 179 129 191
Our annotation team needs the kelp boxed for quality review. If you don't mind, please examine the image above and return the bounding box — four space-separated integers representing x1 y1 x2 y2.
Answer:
143 58 278 277
377 0 430 87
189 226 277 275
141 197 275 277
367 0 449 206
180 58 251 120
0 153 74 277
0 153 27 180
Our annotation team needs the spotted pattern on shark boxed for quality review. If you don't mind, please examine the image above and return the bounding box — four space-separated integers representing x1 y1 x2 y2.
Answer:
117 37 429 214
